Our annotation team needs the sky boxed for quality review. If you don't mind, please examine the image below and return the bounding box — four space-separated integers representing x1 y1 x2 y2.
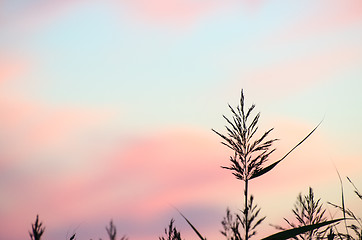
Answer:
0 0 362 239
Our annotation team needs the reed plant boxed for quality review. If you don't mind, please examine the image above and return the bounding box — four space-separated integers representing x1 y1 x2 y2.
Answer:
272 187 329 240
328 177 362 240
106 220 117 240
29 215 76 240
29 215 45 240
159 219 183 240
176 89 344 240
220 207 243 240
212 89 322 240
102 220 128 240
212 89 275 240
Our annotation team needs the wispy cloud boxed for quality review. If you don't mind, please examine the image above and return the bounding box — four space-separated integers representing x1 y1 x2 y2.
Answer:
0 55 29 84
242 45 362 94
116 0 263 28
270 0 362 43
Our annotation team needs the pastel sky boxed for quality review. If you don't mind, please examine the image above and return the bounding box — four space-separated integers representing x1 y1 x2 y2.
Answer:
1 0 362 239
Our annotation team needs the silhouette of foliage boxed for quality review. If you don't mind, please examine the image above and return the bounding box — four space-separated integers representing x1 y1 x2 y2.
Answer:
176 208 206 240
221 208 242 240
263 219 344 240
212 89 321 240
212 89 278 182
272 187 329 240
176 89 329 240
24 89 350 240
29 215 45 240
159 219 183 240
106 220 117 240
105 220 128 240
328 177 362 240
212 89 276 240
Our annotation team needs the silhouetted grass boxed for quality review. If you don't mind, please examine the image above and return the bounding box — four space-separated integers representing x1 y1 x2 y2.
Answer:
328 177 362 240
159 219 183 240
28 216 129 240
262 219 344 240
221 208 242 240
211 89 276 239
211 89 323 240
104 219 128 240
29 215 45 240
176 89 342 240
26 89 353 240
271 187 330 240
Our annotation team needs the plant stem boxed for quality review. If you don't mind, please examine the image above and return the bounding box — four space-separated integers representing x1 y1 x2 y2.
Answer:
245 177 249 240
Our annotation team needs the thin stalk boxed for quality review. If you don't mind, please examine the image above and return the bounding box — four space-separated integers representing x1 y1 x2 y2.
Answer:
244 130 249 240
245 178 249 240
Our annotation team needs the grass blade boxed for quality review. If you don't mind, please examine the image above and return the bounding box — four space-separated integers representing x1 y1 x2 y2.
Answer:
347 177 362 199
175 208 206 240
261 218 344 240
250 159 281 180
335 167 349 237
250 120 322 180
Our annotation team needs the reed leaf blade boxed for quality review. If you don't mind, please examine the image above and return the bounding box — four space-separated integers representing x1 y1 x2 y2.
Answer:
176 208 206 240
261 218 344 240
250 120 322 180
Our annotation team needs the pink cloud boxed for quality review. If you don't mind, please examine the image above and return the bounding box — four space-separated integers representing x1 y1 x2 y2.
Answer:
0 56 29 84
0 97 118 239
0 94 115 168
118 0 243 28
1 0 266 33
45 128 231 219
270 0 362 44
0 127 233 239
239 0 266 12
1 116 358 239
100 128 231 211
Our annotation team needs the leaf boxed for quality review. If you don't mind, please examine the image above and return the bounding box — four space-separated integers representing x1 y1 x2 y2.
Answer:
249 159 281 180
175 208 206 240
335 168 349 237
250 120 322 180
261 218 344 240
347 177 362 200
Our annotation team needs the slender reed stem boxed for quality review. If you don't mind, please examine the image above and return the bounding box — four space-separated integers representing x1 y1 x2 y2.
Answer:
245 178 249 240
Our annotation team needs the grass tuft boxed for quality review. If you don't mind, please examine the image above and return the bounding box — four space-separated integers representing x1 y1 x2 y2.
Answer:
272 187 329 240
29 215 45 240
159 219 183 240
